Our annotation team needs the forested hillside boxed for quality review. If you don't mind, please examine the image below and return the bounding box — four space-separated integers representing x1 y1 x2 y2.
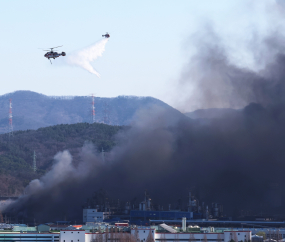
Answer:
0 122 122 196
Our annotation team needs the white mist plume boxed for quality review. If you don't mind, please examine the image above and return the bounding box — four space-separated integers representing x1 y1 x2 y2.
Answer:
24 150 75 195
6 143 102 210
0 199 14 212
66 39 109 77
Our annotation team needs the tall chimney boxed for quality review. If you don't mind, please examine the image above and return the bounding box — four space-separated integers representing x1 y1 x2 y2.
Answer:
182 217 186 232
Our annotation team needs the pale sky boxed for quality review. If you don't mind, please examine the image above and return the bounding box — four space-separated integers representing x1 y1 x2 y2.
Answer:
0 0 282 111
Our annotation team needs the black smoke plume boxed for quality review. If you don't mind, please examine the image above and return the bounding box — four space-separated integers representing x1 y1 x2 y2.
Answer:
5 29 285 222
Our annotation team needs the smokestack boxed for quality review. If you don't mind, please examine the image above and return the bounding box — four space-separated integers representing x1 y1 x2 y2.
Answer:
182 217 186 232
188 192 192 212
147 199 151 211
206 206 209 220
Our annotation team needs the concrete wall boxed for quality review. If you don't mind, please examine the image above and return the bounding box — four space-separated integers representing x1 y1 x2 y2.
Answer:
60 230 85 242
224 231 251 242
251 228 285 239
131 228 251 242
131 228 155 242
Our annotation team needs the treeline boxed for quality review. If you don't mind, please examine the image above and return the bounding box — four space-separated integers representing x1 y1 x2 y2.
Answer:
0 122 123 195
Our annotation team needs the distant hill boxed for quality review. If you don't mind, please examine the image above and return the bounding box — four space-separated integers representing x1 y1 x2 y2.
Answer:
185 108 241 119
0 91 183 133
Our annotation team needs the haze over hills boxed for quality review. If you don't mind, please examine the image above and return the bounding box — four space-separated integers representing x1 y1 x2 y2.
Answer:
185 108 241 119
0 91 184 134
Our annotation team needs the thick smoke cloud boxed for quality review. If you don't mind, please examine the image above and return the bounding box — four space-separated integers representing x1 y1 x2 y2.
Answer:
177 27 285 111
6 27 285 222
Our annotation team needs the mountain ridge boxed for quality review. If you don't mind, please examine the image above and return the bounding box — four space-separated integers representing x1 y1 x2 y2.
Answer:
185 107 241 119
0 90 184 133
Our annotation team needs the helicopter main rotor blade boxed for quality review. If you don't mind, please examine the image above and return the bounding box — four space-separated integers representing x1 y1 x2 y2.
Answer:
51 45 63 49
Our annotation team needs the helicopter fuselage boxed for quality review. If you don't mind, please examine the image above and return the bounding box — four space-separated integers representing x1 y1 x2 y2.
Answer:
44 51 66 59
102 33 110 38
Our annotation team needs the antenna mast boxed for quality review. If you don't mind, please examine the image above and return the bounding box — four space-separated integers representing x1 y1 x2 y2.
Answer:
103 101 110 124
33 151 37 172
91 94 95 124
8 99 13 138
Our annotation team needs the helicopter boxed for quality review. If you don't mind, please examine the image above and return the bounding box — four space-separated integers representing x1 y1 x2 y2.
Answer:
102 32 110 38
41 46 66 64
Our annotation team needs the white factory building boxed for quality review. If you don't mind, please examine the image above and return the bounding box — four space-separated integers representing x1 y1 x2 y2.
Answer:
59 228 252 242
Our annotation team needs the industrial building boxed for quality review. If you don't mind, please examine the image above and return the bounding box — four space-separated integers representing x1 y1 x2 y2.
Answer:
130 210 193 224
83 190 224 224
59 225 252 242
83 209 110 223
0 232 59 242
1 220 279 242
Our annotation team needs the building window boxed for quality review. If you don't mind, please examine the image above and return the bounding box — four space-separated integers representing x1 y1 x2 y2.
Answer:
64 240 65 242
238 233 240 235
144 231 145 233
71 240 73 242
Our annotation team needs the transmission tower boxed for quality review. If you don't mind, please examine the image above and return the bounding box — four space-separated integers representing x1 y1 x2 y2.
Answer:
32 151 37 172
91 94 96 124
8 99 13 138
103 101 110 124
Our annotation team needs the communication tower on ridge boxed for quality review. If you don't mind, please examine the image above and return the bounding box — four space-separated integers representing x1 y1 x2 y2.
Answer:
91 94 96 124
8 99 13 138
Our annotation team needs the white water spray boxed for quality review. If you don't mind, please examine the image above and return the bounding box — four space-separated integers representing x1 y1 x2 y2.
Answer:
66 38 109 77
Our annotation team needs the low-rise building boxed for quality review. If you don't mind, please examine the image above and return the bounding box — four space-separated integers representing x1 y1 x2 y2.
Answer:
59 226 252 242
0 232 59 242
83 209 110 223
38 224 51 232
